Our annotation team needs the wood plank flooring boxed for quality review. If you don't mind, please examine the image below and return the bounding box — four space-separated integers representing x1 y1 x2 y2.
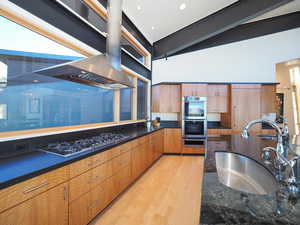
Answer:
90 155 205 225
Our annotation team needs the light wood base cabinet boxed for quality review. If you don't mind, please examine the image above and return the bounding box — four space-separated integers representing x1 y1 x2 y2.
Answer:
0 183 68 225
0 130 164 225
164 128 182 153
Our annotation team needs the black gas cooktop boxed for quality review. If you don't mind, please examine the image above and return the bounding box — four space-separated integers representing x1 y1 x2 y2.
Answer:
39 133 129 157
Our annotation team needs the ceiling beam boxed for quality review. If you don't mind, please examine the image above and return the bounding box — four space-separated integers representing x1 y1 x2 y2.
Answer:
168 11 300 58
153 0 293 60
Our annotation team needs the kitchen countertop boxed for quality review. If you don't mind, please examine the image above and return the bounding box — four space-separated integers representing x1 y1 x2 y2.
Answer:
158 121 232 129
160 121 181 128
201 135 300 225
0 125 163 190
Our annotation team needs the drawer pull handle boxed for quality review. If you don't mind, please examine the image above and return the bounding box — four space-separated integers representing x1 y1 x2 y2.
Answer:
88 176 100 183
88 200 100 209
23 181 49 194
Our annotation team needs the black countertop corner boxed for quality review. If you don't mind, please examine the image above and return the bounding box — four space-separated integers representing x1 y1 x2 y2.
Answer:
159 121 232 129
160 121 181 128
0 124 163 190
202 135 300 225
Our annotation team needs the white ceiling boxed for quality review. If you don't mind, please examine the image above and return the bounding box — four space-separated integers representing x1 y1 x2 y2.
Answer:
246 0 300 23
123 0 238 43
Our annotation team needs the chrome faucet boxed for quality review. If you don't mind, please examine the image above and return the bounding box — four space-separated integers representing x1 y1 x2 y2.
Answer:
242 118 299 195
241 119 285 155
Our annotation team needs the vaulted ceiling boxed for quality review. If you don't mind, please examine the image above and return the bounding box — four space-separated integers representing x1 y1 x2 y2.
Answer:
123 0 238 43
122 0 300 59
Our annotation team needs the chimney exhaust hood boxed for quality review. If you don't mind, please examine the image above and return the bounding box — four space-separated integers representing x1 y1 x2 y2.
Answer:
8 0 134 89
34 54 134 89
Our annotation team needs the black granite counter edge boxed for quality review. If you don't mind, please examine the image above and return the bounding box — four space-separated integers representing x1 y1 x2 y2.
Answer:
0 126 163 190
160 121 181 128
160 121 232 129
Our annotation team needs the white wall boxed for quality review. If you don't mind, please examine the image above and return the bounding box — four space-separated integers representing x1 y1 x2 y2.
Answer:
152 28 300 84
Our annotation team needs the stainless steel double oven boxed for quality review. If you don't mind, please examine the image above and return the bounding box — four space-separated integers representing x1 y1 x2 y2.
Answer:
182 96 207 148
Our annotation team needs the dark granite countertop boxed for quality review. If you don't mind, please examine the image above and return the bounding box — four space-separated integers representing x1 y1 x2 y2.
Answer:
0 125 163 190
207 122 231 129
159 121 232 129
201 135 300 225
160 121 181 128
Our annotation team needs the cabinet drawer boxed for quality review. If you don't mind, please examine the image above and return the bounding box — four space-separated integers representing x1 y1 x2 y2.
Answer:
0 166 69 213
90 160 113 188
113 165 131 195
109 146 123 158
112 151 131 174
182 146 205 154
138 135 149 145
69 170 92 202
91 150 109 167
120 141 133 154
69 157 92 178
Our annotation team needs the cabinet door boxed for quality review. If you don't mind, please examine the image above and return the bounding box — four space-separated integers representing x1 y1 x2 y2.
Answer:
131 147 141 181
69 191 91 225
261 85 276 114
152 85 181 113
0 183 69 225
164 128 182 153
182 84 207 97
207 85 228 96
232 88 261 132
207 96 228 112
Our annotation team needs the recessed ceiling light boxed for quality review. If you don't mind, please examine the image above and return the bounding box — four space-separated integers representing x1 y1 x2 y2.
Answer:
179 3 186 10
33 80 39 83
137 5 141 10
151 26 155 30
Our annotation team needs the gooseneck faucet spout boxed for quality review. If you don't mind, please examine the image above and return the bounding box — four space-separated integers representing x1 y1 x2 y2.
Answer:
242 119 284 155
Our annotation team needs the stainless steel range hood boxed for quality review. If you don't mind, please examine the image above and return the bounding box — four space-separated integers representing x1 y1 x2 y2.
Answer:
35 54 134 89
9 0 133 89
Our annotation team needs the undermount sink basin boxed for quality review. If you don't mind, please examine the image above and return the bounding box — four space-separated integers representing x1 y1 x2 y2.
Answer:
215 152 278 195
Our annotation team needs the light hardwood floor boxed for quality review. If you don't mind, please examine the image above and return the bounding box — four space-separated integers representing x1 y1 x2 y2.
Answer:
90 155 205 225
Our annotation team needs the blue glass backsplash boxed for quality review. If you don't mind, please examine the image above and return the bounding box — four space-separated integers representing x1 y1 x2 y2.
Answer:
0 80 114 132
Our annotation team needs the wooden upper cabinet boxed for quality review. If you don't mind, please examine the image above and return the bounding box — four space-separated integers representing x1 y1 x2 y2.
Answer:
207 85 228 113
152 84 181 113
207 96 228 113
231 85 262 133
261 84 277 114
181 84 207 97
207 85 228 97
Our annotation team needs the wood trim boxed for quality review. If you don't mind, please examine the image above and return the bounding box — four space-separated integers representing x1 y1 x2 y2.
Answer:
83 0 150 59
114 89 120 122
0 120 144 140
231 84 262 89
132 77 138 120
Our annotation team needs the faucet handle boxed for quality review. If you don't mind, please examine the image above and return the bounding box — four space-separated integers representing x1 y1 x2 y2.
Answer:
241 129 249 139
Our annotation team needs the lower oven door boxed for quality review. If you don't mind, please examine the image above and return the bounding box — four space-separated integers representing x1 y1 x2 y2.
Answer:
183 120 207 138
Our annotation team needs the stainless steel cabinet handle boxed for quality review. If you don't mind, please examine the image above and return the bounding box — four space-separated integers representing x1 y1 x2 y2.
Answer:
23 181 49 194
63 186 68 201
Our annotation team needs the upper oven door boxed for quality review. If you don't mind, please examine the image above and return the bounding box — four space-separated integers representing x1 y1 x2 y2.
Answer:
183 97 207 120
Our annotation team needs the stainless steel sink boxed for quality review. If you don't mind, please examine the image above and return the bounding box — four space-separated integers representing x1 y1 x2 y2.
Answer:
215 152 278 195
